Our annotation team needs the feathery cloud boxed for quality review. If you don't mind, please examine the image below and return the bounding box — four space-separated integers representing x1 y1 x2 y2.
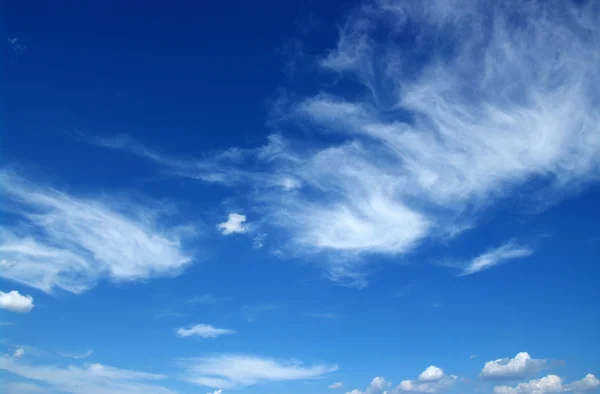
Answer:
176 324 236 338
460 243 533 276
0 170 193 294
180 354 337 389
0 356 175 394
0 290 34 312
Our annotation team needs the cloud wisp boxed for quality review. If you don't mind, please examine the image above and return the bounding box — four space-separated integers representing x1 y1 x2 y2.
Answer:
92 0 600 284
180 354 337 389
0 170 193 294
0 290 34 312
0 356 175 394
176 324 236 339
459 242 533 276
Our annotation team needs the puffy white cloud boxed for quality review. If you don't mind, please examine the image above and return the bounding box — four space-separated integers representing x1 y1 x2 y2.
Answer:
13 348 24 358
346 367 455 394
494 373 599 394
0 171 193 294
176 324 236 338
0 356 175 394
419 366 445 382
180 354 337 389
481 352 548 381
330 382 344 389
217 213 247 235
0 290 34 312
460 243 533 275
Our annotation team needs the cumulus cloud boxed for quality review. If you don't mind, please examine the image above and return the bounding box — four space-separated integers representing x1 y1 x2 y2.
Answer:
494 373 599 394
0 170 193 294
0 356 175 394
180 354 337 389
481 352 548 381
92 0 600 284
330 382 344 389
13 348 25 358
347 366 456 394
217 213 248 235
176 324 236 338
0 290 34 312
460 242 533 275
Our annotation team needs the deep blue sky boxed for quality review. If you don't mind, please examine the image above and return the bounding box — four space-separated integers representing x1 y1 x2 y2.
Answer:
1 1 599 394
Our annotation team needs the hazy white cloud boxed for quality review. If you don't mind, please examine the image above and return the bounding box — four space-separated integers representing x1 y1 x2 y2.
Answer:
0 290 34 312
347 367 456 394
180 354 337 389
206 390 223 394
481 352 547 381
330 382 344 389
217 213 248 235
176 324 236 338
60 349 94 360
0 171 193 294
0 356 175 394
13 348 25 358
91 0 600 284
460 243 533 276
494 373 599 394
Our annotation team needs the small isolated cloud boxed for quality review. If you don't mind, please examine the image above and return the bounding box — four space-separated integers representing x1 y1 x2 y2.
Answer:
330 382 344 389
0 290 34 313
206 391 223 394
217 213 248 235
494 373 599 394
180 354 337 389
460 243 533 276
481 352 547 381
0 356 174 394
471 355 478 359
176 324 236 338
347 367 456 394
13 348 24 358
252 233 266 249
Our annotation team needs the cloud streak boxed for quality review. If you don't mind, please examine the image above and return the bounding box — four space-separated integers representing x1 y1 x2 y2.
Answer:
0 170 193 294
459 243 533 276
176 324 236 338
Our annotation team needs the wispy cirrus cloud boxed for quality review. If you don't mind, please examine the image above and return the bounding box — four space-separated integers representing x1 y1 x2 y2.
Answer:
458 242 533 276
180 354 337 389
91 0 600 285
59 349 94 360
0 356 175 394
176 324 236 339
0 170 193 294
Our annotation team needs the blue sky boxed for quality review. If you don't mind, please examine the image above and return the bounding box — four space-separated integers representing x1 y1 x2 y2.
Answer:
1 0 599 393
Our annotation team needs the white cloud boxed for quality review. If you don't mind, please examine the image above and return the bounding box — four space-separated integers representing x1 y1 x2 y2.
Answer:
494 374 599 394
206 390 223 394
0 356 175 394
0 290 34 312
13 348 24 358
460 242 533 276
176 324 236 338
0 171 193 294
481 352 548 381
180 354 337 389
60 349 94 359
347 367 456 394
330 382 344 389
217 213 248 235
91 0 600 284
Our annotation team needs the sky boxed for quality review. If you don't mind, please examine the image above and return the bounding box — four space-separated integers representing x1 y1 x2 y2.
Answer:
1 0 599 393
